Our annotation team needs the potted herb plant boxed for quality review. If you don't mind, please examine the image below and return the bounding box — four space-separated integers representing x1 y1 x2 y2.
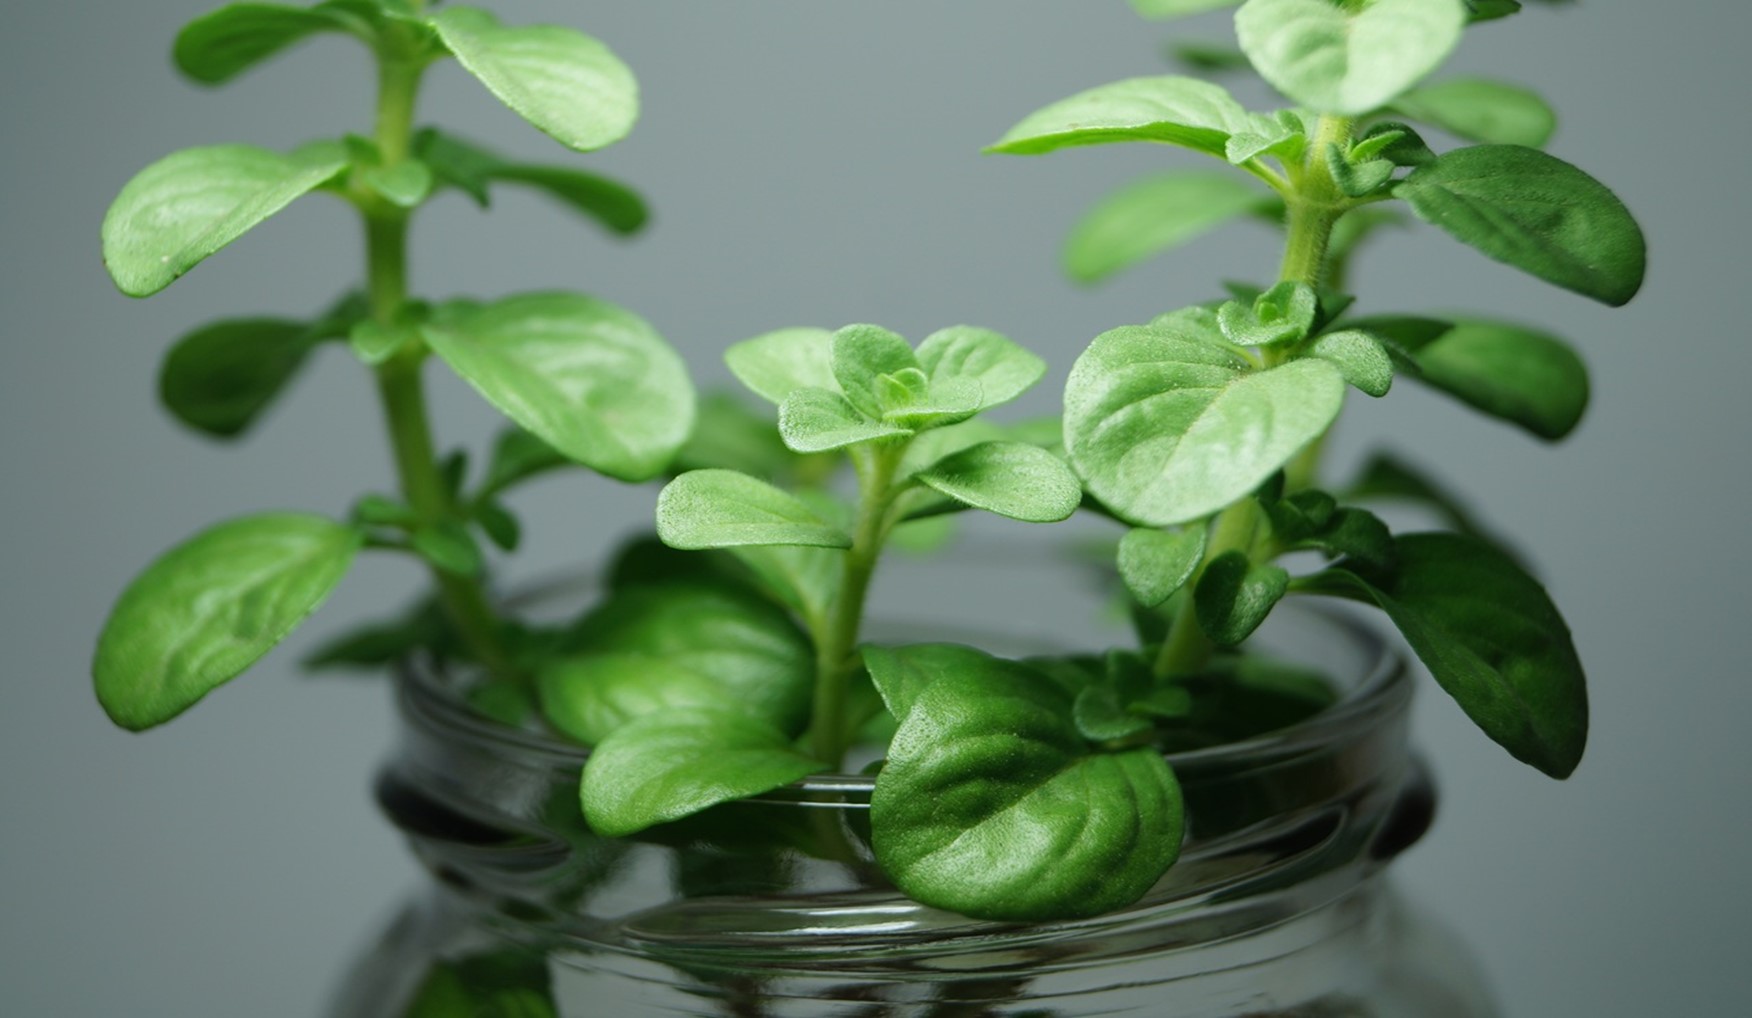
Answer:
94 0 1643 1014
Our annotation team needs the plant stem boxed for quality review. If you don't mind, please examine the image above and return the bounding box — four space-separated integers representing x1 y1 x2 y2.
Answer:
363 31 518 681
1153 500 1259 680
1276 115 1354 289
809 445 901 768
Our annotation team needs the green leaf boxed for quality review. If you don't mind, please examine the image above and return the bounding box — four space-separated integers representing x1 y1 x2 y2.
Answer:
831 325 921 420
1325 145 1396 198
1393 145 1647 306
728 540 843 627
1357 315 1589 439
1065 311 1347 526
1236 0 1467 116
481 427 570 496
657 469 852 550
1390 78 1556 148
346 319 415 366
173 2 370 86
103 143 349 297
1308 328 1395 397
1466 0 1523 21
1073 683 1154 744
158 317 315 438
1170 41 1253 73
1194 550 1288 646
1217 281 1320 348
430 6 638 153
301 606 442 673
987 76 1263 159
914 442 1082 523
670 392 800 479
422 292 694 482
916 326 1046 410
862 642 1014 726
362 159 434 208
1132 0 1241 17
1354 121 1436 168
540 654 737 746
871 649 1183 921
561 579 816 736
1295 506 1396 571
473 500 521 552
414 130 650 234
401 953 556 1018
778 388 910 453
1065 172 1270 284
411 522 482 578
1300 532 1586 777
1344 452 1504 548
580 707 822 836
1118 527 1206 608
724 327 838 405
94 514 361 730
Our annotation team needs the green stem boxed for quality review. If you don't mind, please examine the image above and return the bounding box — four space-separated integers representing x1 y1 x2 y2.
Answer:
1153 501 1259 680
809 445 901 768
363 30 518 681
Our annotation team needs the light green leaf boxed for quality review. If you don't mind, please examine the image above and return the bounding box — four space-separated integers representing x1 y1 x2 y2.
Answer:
871 649 1183 921
1308 328 1395 397
1236 0 1467 116
1073 684 1154 744
1300 532 1586 777
347 319 418 366
430 6 638 153
1325 145 1396 198
1118 527 1207 608
724 328 838 405
657 469 852 550
580 707 822 836
410 522 482 578
422 292 693 482
877 374 984 432
1394 145 1646 306
480 427 570 496
1390 78 1556 148
158 318 316 438
1065 311 1347 526
173 2 371 86
729 542 843 627
1066 172 1271 284
916 326 1046 410
540 654 738 746
103 143 349 297
987 76 1262 159
1194 550 1289 646
1132 0 1241 17
1217 281 1320 348
669 392 801 479
914 442 1082 523
832 325 920 420
1358 316 1588 439
94 514 361 730
562 579 816 736
362 159 434 208
778 387 910 453
415 130 650 234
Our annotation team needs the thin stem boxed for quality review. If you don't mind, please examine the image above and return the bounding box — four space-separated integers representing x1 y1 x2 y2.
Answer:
1153 501 1259 679
808 444 902 768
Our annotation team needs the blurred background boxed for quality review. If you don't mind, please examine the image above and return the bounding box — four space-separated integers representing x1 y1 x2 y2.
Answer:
3 1 1747 1014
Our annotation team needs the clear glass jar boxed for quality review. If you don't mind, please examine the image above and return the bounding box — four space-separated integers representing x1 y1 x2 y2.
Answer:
330 605 1499 1017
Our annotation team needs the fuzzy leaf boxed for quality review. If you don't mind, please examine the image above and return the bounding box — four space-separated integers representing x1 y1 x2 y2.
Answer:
916 326 1046 410
657 469 852 550
1236 0 1467 116
1066 172 1270 284
1194 551 1289 646
778 388 910 453
1308 328 1395 397
1118 527 1207 608
988 76 1263 159
1394 145 1646 306
422 292 693 482
724 327 838 405
914 442 1082 523
94 514 360 730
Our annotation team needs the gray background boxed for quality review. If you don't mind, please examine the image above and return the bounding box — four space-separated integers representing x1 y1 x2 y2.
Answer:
2 1 1747 1014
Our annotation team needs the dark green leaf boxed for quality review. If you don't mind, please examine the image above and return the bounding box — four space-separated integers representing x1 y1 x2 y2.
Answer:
657 469 852 550
401 952 556 1018
580 707 823 836
103 143 349 297
914 442 1082 523
987 76 1265 159
430 6 638 153
1296 506 1396 571
1118 527 1206 608
1169 41 1253 73
1355 121 1436 168
481 427 569 496
1300 532 1586 777
1065 310 1347 526
418 132 651 234
94 514 361 730
351 493 414 527
411 522 482 578
422 292 694 482
474 500 521 551
158 317 315 438
1065 172 1271 284
1072 684 1154 744
861 643 1016 726
1194 550 1288 646
1236 0 1467 115
1324 145 1396 198
301 605 443 673
1308 328 1395 397
1394 145 1646 306
1344 451 1507 550
1391 78 1556 148
1354 315 1590 439
871 649 1183 921
1467 0 1523 22
173 2 371 86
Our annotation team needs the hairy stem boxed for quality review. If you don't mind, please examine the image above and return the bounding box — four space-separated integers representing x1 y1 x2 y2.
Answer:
1153 500 1260 679
809 444 902 768
364 33 518 680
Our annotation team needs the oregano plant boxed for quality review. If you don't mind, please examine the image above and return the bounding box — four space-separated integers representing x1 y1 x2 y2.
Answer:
96 0 1643 930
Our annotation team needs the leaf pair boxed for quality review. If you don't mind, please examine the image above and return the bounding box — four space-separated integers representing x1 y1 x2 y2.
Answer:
866 644 1184 921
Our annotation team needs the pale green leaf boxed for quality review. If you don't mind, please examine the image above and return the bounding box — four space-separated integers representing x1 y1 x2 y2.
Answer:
916 326 1046 410
430 6 638 153
914 442 1082 523
362 159 434 208
540 654 742 746
1132 0 1241 17
1390 78 1556 148
832 325 920 420
1066 172 1270 284
724 327 838 405
1236 0 1467 115
103 144 349 297
778 387 910 453
422 292 694 482
1118 527 1206 608
987 76 1263 158
1394 145 1646 306
94 514 361 730
1308 328 1395 397
656 469 852 550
